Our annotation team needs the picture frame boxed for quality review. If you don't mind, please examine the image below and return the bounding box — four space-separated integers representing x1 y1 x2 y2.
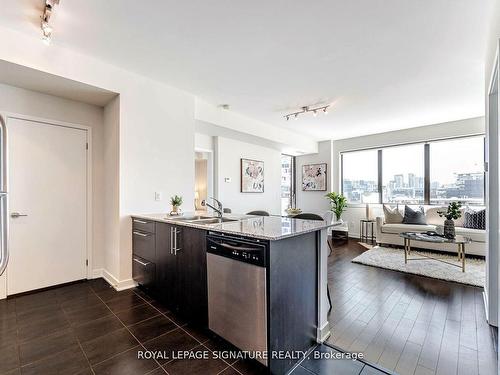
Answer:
241 158 264 193
302 163 327 191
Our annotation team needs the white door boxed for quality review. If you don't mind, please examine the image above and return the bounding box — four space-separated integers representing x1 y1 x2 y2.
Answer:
7 117 88 295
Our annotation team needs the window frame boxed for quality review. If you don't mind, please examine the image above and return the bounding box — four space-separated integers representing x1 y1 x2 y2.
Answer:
280 154 296 210
340 134 485 205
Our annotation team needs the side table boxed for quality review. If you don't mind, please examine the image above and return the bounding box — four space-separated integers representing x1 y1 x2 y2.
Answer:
360 219 375 243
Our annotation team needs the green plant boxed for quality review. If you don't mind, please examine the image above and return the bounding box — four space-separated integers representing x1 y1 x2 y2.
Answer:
438 201 462 221
325 192 348 220
170 195 183 207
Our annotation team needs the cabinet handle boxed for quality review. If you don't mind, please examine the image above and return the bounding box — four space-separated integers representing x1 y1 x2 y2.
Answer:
133 258 149 266
133 231 149 237
170 227 174 254
174 228 181 254
133 219 148 224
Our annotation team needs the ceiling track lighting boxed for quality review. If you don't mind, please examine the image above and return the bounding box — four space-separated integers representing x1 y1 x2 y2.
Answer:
284 105 330 121
40 0 60 45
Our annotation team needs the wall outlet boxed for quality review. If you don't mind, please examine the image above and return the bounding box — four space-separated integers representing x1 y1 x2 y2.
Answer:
224 177 232 183
154 192 162 201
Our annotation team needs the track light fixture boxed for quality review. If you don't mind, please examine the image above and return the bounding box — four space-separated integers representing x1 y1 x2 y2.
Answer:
284 105 330 121
41 0 60 45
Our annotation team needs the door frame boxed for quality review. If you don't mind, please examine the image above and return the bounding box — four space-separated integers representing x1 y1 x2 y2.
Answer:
486 44 499 327
2 112 93 283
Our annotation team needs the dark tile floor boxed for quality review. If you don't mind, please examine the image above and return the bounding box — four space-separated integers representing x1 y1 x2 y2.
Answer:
0 278 386 375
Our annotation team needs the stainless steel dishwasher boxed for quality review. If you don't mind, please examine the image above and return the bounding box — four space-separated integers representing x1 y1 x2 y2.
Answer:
206 232 268 366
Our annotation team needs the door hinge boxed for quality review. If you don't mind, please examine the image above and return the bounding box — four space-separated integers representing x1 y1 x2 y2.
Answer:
86 259 88 266
86 143 89 150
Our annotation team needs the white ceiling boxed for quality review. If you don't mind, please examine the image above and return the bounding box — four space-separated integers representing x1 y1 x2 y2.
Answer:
0 0 493 140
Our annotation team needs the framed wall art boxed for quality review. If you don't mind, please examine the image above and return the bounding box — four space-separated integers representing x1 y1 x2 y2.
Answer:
302 163 327 191
241 158 264 193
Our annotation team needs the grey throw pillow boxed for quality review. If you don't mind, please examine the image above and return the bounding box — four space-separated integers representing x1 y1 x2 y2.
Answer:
463 209 486 230
383 205 403 224
402 205 427 225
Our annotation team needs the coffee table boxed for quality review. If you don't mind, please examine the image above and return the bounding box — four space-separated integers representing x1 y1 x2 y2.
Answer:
399 232 472 272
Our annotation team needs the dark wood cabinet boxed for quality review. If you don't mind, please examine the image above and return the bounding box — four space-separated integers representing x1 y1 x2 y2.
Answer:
176 226 208 326
155 222 179 309
135 219 208 326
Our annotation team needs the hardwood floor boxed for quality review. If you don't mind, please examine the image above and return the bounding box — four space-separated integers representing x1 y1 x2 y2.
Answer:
327 239 498 375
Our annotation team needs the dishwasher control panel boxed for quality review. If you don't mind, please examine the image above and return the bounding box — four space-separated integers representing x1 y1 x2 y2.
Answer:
206 233 267 267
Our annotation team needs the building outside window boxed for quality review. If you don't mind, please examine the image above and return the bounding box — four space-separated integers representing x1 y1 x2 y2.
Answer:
281 154 295 214
429 136 485 205
341 149 379 204
341 135 485 205
382 144 425 204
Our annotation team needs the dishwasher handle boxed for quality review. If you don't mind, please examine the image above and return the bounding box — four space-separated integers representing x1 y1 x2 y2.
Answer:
218 242 262 253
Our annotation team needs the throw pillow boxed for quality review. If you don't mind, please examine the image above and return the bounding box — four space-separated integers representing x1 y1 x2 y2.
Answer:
403 205 427 225
464 209 486 230
383 205 404 224
425 207 446 226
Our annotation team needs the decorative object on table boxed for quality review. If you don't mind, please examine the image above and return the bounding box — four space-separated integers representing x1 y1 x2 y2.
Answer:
360 219 376 244
302 163 327 191
325 192 347 221
352 246 484 287
383 204 403 224
170 195 183 215
365 203 373 220
438 201 462 239
402 205 426 225
285 207 302 216
463 208 486 230
240 158 264 193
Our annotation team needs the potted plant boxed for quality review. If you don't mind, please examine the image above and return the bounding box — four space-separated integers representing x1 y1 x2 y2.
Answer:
325 192 348 222
438 201 462 239
170 195 183 214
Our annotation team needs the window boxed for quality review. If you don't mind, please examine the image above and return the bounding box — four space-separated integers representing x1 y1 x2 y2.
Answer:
341 149 379 204
281 154 295 213
341 135 485 205
382 144 425 204
429 136 484 205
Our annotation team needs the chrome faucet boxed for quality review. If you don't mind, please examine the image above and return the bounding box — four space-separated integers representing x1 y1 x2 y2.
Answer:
201 197 223 218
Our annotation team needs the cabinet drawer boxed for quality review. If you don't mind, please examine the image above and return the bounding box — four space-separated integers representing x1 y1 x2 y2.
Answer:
133 230 156 260
132 218 156 234
132 255 156 289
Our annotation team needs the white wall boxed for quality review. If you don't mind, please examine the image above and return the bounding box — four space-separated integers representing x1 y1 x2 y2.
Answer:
215 137 282 215
332 117 485 236
0 83 106 296
195 98 318 155
295 141 333 215
0 26 195 288
103 96 120 279
485 1 500 328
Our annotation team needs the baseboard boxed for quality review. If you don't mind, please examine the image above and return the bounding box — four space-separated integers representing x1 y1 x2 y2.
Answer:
91 268 104 279
317 321 331 343
100 269 137 291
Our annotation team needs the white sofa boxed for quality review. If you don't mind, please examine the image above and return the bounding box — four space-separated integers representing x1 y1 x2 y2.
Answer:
375 206 486 256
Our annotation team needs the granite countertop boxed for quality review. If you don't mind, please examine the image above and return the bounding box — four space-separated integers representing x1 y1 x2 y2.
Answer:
132 212 340 241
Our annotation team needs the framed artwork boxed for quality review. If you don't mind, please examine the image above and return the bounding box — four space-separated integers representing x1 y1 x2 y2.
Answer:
302 163 327 191
241 158 264 193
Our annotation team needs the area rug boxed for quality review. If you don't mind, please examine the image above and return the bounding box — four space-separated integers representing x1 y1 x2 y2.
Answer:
352 246 485 287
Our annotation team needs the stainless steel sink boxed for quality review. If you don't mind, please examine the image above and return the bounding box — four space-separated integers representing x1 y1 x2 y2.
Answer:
170 215 213 221
193 218 238 225
167 216 238 225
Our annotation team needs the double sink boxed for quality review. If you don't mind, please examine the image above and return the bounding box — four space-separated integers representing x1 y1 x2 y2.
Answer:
169 215 238 226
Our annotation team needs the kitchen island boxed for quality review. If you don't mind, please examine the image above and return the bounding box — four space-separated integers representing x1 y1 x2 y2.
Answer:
131 213 334 375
